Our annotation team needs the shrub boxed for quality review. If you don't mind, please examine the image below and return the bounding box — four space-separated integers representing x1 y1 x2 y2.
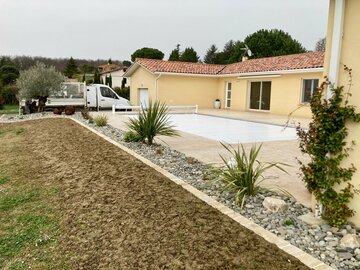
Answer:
123 131 142 142
53 107 62 115
81 108 92 120
114 86 130 100
64 106 75 115
127 101 179 145
0 94 4 110
94 114 108 127
211 143 288 207
0 86 19 104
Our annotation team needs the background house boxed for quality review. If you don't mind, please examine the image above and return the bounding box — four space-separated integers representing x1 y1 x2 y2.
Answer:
98 63 130 88
124 52 324 117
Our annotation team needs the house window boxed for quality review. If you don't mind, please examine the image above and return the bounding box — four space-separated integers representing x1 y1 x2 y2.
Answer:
225 82 232 108
249 81 271 111
302 79 319 103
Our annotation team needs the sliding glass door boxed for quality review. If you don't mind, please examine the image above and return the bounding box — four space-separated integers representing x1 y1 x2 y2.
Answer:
249 81 271 111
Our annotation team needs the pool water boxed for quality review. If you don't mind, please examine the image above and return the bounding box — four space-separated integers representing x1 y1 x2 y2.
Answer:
166 114 297 143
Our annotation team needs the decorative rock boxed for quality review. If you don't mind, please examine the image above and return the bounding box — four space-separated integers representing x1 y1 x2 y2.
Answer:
337 252 353 260
298 213 327 226
340 234 360 249
262 197 288 213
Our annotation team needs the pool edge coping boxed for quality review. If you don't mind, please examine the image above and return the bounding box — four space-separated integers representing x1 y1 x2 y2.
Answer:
70 117 334 270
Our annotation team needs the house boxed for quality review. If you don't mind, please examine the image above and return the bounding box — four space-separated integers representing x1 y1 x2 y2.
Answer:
124 52 324 117
324 0 360 226
98 63 130 88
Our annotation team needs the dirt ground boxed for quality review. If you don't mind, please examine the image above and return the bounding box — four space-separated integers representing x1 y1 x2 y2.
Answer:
0 118 311 270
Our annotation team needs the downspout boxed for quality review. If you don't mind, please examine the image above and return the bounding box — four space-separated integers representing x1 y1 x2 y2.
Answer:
327 0 345 98
155 74 162 100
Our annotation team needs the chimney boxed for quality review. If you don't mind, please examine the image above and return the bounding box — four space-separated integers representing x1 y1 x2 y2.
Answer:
242 56 248 62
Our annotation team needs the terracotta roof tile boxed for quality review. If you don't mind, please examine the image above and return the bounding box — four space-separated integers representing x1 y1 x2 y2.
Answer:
136 59 226 75
220 52 324 75
135 52 324 76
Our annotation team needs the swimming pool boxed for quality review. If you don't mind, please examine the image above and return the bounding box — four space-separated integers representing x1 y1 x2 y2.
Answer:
166 114 297 143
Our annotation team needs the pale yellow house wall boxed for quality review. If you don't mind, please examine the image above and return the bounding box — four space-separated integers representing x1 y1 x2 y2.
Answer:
217 77 247 111
269 73 323 117
156 75 219 109
129 67 157 105
217 73 322 117
324 0 360 226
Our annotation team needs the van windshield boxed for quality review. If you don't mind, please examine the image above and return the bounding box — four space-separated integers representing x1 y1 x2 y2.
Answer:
100 87 118 99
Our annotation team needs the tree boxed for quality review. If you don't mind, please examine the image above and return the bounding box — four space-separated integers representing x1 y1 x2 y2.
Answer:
108 58 113 64
315 38 326 52
203 44 218 64
179 47 199 63
93 69 100 84
0 65 19 85
82 73 86 82
228 41 245 64
169 44 181 61
244 29 306 59
131 47 164 62
64 57 78 78
121 78 127 89
122 60 132 67
16 62 64 111
109 74 112 88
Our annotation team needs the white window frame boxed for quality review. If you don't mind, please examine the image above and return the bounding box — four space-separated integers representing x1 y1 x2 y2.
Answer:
301 79 319 104
248 80 272 111
225 81 232 109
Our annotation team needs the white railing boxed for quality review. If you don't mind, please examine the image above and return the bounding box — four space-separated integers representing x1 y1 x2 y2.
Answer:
112 104 198 115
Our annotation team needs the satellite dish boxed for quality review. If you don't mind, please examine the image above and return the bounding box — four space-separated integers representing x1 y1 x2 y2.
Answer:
242 44 252 57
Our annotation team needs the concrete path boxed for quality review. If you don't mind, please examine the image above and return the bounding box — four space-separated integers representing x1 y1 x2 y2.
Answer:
92 109 312 207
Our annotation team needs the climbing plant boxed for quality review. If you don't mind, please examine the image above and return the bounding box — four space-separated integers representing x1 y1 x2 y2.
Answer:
297 66 360 227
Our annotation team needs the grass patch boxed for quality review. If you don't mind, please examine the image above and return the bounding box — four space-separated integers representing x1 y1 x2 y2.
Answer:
0 176 10 185
0 190 39 211
0 127 25 137
0 104 19 114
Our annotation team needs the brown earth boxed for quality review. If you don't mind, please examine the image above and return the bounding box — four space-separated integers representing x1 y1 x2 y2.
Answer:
0 118 311 270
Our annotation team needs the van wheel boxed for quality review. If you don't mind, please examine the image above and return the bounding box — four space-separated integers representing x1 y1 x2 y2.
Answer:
64 106 75 115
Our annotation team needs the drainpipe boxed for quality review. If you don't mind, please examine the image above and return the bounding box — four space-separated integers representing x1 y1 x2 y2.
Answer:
327 0 345 98
155 74 162 100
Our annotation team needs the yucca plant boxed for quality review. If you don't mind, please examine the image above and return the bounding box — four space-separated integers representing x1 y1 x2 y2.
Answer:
211 142 289 208
127 101 179 145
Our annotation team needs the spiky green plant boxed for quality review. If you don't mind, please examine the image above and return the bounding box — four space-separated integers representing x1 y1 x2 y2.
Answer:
211 143 289 207
127 101 179 145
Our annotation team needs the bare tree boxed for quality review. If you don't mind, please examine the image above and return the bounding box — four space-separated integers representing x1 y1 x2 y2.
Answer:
315 38 326 52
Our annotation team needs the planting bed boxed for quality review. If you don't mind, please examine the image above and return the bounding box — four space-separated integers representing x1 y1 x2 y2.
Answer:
0 118 310 269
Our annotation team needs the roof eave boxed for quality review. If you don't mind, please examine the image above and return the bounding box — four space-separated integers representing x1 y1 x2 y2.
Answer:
220 67 324 77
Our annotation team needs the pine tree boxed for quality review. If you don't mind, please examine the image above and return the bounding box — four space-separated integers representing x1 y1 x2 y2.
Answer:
64 57 78 78
179 47 199 63
109 74 112 88
169 44 181 61
82 73 86 82
93 69 100 84
108 58 113 64
204 44 218 64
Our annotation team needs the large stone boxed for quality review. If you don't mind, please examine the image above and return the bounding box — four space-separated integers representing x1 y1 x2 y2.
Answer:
340 234 360 249
298 213 327 226
262 197 288 213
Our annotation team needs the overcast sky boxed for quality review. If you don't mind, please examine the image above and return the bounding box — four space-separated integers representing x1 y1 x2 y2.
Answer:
0 0 329 61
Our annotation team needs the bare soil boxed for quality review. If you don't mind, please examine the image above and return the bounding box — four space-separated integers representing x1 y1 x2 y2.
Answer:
0 118 311 270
